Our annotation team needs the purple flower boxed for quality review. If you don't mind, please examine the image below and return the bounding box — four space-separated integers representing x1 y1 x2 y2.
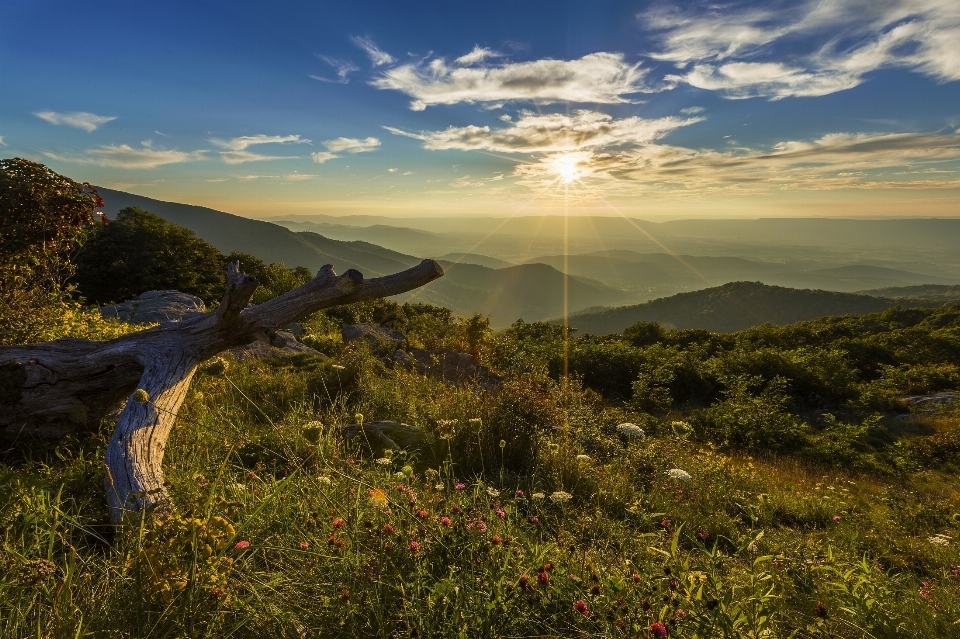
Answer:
496 509 506 518
833 515 841 522
515 489 524 496
530 516 539 524
455 483 466 490
477 521 487 533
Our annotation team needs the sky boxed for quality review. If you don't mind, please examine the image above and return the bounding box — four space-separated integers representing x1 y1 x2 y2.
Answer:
2 0 960 219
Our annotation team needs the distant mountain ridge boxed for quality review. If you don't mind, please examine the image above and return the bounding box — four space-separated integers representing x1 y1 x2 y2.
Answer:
95 188 624 325
557 281 926 334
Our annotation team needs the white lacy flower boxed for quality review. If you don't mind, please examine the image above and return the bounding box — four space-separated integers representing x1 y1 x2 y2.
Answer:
576 454 591 462
435 483 445 490
532 492 546 500
549 491 573 503
318 475 332 485
486 487 500 498
375 458 392 466
394 471 406 478
617 423 645 438
666 468 692 482
928 534 952 547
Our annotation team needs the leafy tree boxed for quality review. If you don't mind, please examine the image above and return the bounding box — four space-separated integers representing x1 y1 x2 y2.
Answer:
622 320 666 347
0 158 103 343
73 206 226 305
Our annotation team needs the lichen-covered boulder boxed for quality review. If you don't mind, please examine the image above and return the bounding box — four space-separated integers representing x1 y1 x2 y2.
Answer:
342 323 405 348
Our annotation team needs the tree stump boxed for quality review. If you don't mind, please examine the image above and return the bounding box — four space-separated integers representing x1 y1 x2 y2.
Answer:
1 259 443 522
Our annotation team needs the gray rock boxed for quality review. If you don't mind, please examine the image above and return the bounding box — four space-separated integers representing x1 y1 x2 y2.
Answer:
100 290 206 324
283 322 306 338
898 392 957 412
393 347 502 390
230 331 329 362
342 323 405 348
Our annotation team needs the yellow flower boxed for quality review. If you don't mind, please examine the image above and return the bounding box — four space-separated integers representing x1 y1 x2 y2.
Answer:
369 488 388 508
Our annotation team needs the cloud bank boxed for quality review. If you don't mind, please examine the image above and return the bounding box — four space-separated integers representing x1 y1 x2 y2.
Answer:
45 144 205 168
209 134 309 164
372 52 652 110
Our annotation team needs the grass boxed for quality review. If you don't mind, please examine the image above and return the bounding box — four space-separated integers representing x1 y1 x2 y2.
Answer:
1 311 959 637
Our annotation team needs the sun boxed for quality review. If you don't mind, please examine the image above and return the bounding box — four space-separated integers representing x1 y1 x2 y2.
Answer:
546 151 589 184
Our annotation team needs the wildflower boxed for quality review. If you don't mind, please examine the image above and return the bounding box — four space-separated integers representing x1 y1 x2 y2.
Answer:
409 540 420 552
234 540 250 550
496 509 506 518
415 508 429 519
132 388 149 404
928 534 951 546
452 505 461 513
590 583 601 595
328 534 345 549
332 518 345 529
549 491 573 503
515 489 524 496
617 423 645 438
491 535 502 545
671 420 693 437
455 483 467 490
569 574 580 581
299 541 310 550
434 483 444 490
440 517 452 527
816 601 828 618
536 569 551 586
375 458 392 466
660 518 672 528
519 574 531 589
650 621 668 637
394 472 405 478
331 364 345 370
354 413 364 424
369 488 389 508
318 475 332 485
665 468 692 482
476 521 487 533
575 600 589 615
576 454 591 462
530 516 539 524
486 487 500 498
833 515 841 522
532 492 545 500
401 465 414 477
499 439 507 449
382 524 394 534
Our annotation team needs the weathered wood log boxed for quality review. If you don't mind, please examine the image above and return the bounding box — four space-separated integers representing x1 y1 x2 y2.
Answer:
1 259 443 522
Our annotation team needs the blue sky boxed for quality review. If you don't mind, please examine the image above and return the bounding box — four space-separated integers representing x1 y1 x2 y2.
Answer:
2 1 959 218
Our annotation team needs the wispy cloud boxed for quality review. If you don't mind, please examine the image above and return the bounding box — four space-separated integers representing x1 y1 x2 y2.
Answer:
352 36 395 67
384 110 700 153
372 52 653 110
643 0 960 99
312 55 359 83
34 111 117 132
45 144 205 168
323 136 381 153
312 151 338 164
209 134 309 164
455 46 502 66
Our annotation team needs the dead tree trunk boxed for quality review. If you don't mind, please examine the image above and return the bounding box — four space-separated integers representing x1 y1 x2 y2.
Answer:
1 259 443 522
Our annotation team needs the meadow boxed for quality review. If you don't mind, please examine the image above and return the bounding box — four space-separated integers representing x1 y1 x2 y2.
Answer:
2 299 959 638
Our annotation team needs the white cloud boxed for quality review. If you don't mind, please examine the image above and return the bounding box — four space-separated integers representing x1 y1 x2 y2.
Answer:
209 134 309 163
679 106 705 115
455 46 502 66
352 36 395 67
323 136 381 153
34 111 117 132
643 0 960 99
387 167 398 172
384 109 700 153
0 135 4 146
45 144 205 168
312 55 359 83
210 134 309 151
372 52 653 110
312 151 338 164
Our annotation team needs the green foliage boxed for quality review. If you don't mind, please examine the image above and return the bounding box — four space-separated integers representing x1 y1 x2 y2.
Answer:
73 206 226 305
0 158 104 343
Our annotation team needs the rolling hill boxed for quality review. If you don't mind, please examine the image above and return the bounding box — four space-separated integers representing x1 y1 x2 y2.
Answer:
558 281 906 334
96 189 623 325
859 284 960 302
